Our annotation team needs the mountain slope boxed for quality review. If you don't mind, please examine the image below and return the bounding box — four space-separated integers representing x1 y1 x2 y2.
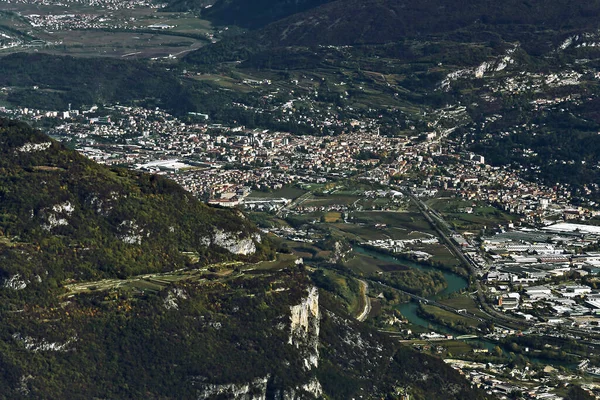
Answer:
203 0 333 29
0 53 195 114
0 119 490 398
254 0 600 47
185 0 600 65
0 118 270 283
163 0 333 29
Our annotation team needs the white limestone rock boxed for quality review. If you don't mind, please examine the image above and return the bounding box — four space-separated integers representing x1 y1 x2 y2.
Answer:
52 201 74 215
301 377 322 397
3 273 28 290
41 214 69 231
17 142 52 153
163 288 187 310
441 47 516 89
196 376 269 400
41 201 75 231
199 236 211 247
118 220 143 245
289 286 320 370
12 333 75 352
280 377 323 400
17 375 33 395
212 229 256 255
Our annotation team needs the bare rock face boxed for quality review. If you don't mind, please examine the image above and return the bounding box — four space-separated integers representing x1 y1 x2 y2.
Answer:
195 287 323 400
12 333 75 353
117 220 144 245
279 377 323 400
3 273 28 290
212 229 257 255
289 286 320 370
197 376 269 400
163 288 188 310
17 142 52 153
41 201 75 231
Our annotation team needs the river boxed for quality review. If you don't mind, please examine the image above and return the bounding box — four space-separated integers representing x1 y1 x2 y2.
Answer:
355 246 579 367
354 246 469 333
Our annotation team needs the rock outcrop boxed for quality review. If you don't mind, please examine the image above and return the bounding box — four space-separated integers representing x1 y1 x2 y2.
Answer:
289 286 320 370
213 229 257 255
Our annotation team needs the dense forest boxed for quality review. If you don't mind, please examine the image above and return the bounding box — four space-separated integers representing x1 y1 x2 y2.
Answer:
0 118 271 283
202 0 332 29
0 53 195 113
183 0 600 50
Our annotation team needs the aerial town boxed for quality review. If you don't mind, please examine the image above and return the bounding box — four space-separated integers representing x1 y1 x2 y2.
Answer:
3 99 599 398
2 0 600 397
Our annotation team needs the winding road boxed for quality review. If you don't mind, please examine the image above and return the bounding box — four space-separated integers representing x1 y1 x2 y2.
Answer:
356 279 371 322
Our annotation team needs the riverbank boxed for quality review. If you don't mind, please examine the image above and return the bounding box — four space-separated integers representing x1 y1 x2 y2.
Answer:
358 243 469 277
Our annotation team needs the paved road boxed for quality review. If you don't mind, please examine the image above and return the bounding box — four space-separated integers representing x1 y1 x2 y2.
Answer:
356 279 371 322
402 191 535 328
276 191 312 216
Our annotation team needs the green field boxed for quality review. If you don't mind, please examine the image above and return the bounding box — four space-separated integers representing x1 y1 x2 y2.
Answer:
407 339 474 357
247 185 307 200
426 198 516 232
330 223 390 241
63 253 298 297
252 253 298 270
328 222 430 242
191 73 257 93
344 252 415 275
439 295 487 318
350 211 436 234
441 340 474 356
324 211 343 222
282 240 331 261
417 243 461 268
302 194 362 207
421 304 480 329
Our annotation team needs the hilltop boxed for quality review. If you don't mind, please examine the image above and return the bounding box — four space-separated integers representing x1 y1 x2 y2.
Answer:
0 118 270 283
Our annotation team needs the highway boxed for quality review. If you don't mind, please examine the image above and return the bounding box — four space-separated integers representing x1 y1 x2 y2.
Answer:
403 189 536 330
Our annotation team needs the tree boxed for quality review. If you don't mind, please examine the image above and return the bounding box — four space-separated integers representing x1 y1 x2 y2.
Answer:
493 345 503 357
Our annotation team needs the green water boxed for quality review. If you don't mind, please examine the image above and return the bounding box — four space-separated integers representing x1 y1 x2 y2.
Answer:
354 246 469 331
354 246 469 299
355 246 578 368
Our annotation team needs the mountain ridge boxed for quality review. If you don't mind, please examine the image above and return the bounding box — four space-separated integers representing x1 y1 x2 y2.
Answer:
184 0 600 65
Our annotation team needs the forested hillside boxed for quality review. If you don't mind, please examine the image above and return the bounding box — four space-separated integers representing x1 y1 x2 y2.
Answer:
0 118 270 283
0 53 193 113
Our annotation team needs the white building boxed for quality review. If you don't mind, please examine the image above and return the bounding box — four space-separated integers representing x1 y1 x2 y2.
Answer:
525 286 552 300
